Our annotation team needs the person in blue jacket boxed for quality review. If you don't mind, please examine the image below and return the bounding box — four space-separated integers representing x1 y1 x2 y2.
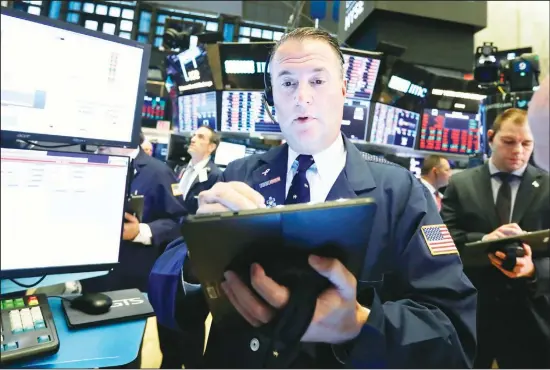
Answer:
149 28 477 368
176 126 223 214
81 133 188 294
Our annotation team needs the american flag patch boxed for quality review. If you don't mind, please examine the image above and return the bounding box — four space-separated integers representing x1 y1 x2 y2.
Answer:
421 225 458 256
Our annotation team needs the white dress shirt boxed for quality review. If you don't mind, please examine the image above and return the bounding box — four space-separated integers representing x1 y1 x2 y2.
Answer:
286 135 347 203
420 178 443 208
488 158 527 222
178 156 210 200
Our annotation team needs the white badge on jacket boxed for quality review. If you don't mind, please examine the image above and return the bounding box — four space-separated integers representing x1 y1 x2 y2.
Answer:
199 168 208 183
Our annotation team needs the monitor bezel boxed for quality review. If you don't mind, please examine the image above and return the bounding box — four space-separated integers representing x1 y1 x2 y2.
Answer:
0 147 131 279
0 7 151 148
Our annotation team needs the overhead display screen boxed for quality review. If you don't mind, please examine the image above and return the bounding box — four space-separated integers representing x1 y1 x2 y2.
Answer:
177 91 217 132
342 49 381 101
219 42 274 90
369 102 420 148
220 91 280 134
166 43 215 95
418 108 481 154
341 98 370 141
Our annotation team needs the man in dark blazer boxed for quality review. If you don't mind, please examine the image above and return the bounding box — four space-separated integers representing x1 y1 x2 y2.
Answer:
160 126 222 369
442 108 550 368
176 126 222 214
150 27 477 368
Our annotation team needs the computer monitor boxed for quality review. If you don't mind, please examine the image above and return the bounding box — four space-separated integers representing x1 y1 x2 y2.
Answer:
152 142 168 161
0 148 130 279
219 42 274 90
341 48 382 101
177 91 217 133
417 108 481 154
166 134 190 163
369 103 420 148
214 141 247 166
174 43 215 95
0 8 150 147
220 91 280 134
341 99 370 141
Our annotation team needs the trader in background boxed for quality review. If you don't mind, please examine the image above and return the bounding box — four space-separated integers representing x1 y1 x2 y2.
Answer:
81 132 187 293
141 137 154 156
176 126 222 214
442 108 550 368
159 126 222 369
529 75 549 172
420 154 452 211
150 27 477 368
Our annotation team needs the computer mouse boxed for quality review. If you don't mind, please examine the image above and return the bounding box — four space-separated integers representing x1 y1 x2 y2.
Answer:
70 293 113 315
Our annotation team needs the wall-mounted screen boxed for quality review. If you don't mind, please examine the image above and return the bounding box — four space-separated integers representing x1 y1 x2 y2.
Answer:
341 98 370 141
173 43 215 95
417 108 481 154
369 103 420 148
342 48 381 101
220 90 280 134
219 42 274 90
177 91 217 132
142 95 167 121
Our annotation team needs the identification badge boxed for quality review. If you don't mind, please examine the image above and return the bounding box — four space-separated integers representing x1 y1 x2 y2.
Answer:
171 183 182 196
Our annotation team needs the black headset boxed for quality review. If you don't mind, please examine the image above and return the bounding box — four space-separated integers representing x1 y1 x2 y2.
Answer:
262 53 274 107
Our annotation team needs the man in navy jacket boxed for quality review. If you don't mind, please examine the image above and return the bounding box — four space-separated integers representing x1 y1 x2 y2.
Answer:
149 28 477 368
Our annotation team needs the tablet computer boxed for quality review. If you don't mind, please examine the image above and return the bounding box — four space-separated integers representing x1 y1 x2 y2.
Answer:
181 198 377 322
462 229 550 267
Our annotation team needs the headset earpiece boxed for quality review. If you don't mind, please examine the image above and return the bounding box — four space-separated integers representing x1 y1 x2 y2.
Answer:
263 53 274 107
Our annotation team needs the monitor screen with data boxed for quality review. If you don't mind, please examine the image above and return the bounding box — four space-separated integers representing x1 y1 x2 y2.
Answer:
342 49 381 101
369 103 420 148
0 148 130 278
177 91 217 132
0 8 150 147
341 99 370 141
220 91 280 134
417 108 481 154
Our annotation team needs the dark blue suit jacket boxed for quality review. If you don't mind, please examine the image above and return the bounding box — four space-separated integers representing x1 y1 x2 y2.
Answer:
177 159 222 215
150 135 477 368
82 149 188 293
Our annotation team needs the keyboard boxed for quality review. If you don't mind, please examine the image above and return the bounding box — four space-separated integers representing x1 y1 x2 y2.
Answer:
0 294 60 364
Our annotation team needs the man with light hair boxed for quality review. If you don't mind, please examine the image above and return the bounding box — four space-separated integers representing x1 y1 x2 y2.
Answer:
529 75 549 171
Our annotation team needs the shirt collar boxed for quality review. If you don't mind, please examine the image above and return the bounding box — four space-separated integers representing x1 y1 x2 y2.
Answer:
420 177 438 195
488 157 527 177
287 135 346 180
190 156 210 171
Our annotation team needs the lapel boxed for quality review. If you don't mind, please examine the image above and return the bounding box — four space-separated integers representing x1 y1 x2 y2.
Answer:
476 164 501 230
326 136 376 200
251 144 288 207
512 165 541 223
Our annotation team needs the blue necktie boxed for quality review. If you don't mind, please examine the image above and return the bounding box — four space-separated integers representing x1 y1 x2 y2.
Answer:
285 155 314 205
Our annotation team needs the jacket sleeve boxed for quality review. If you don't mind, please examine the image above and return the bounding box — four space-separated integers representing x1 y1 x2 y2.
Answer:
340 175 478 368
441 176 485 247
148 170 188 247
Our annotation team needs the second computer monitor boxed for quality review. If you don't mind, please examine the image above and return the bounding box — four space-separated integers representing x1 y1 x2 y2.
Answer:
177 91 217 133
0 148 130 279
369 103 420 148
221 91 280 134
417 108 481 154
